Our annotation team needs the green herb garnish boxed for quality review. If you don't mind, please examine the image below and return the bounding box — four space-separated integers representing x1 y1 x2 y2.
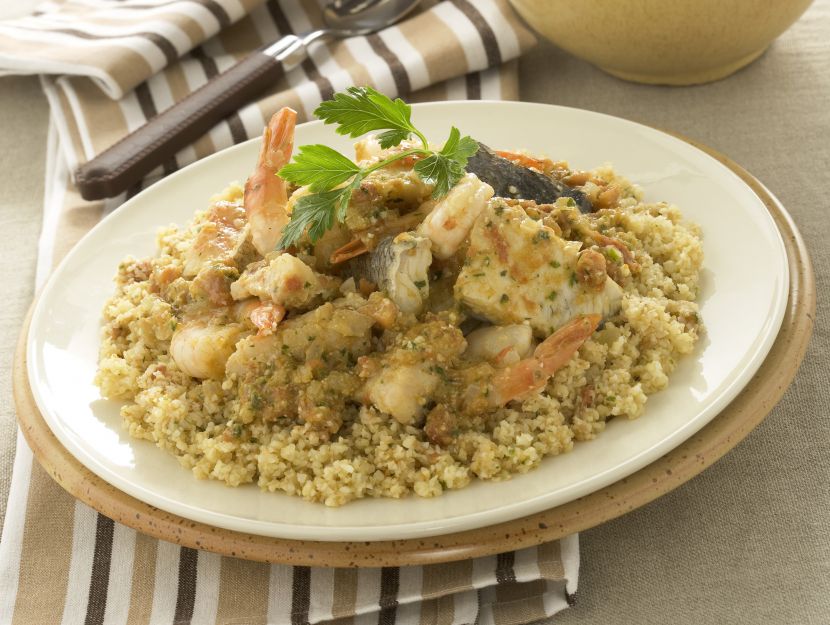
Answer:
277 87 478 249
431 365 450 383
533 230 551 243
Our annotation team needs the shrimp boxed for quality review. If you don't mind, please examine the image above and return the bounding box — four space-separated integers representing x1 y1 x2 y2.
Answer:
183 200 252 278
231 253 341 310
360 317 467 425
235 299 286 335
244 107 297 256
488 314 600 406
417 173 494 259
464 324 534 366
364 364 440 425
169 299 286 378
170 322 244 379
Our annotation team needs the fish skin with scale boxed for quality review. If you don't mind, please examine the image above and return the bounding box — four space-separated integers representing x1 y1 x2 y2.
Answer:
345 232 432 314
464 142 593 213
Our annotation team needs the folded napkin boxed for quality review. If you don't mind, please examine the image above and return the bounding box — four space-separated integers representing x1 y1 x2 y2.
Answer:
0 2 582 624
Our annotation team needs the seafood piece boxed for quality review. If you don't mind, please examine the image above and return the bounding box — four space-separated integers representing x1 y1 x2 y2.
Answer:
297 167 434 243
349 169 433 225
225 300 377 426
237 300 286 335
169 298 286 378
244 107 297 256
344 232 432 314
183 200 253 278
455 199 622 337
465 142 593 213
329 203 432 264
226 299 377 382
170 322 244 379
489 314 600 405
417 173 494 259
307 166 435 266
231 253 341 310
364 365 440 425
279 304 376 359
464 324 533 366
360 317 467 425
230 295 378 359
189 264 239 306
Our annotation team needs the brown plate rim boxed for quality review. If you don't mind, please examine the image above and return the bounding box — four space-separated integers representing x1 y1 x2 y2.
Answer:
13 134 816 567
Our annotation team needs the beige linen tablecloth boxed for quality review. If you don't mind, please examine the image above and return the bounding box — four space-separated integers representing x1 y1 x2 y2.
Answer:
1 0 828 622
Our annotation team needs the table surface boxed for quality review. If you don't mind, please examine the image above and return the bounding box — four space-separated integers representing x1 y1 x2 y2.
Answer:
1 2 828 622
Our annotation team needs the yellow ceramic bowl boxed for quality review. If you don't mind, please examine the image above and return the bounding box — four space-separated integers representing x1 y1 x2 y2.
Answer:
509 0 814 85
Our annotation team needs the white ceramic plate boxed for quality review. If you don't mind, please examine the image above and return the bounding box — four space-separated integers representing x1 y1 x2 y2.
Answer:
28 102 788 541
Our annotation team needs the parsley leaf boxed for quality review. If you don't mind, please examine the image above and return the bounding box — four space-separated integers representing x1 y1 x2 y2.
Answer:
314 86 423 148
276 90 479 249
277 144 359 192
278 185 355 248
414 127 479 197
414 153 462 198
374 128 410 149
442 126 479 163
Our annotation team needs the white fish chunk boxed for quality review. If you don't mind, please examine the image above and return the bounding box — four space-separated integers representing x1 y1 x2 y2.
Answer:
455 199 622 336
346 232 432 314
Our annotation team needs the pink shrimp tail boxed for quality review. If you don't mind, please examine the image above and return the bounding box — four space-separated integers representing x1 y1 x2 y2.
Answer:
249 303 286 335
260 107 297 171
534 314 601 367
492 314 601 405
244 107 298 255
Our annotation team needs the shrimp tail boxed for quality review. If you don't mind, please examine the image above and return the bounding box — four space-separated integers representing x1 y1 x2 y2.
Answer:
244 107 297 256
260 107 295 171
330 237 368 264
491 314 600 405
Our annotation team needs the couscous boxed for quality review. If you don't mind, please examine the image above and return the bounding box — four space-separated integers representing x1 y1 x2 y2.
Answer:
95 100 703 506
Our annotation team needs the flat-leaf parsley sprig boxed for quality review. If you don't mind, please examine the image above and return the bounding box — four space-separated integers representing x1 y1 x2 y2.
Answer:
277 87 478 249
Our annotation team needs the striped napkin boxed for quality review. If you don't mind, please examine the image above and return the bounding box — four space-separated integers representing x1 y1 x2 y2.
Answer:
0 1 582 624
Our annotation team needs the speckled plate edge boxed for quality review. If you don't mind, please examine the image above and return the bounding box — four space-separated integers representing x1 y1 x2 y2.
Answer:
13 136 815 568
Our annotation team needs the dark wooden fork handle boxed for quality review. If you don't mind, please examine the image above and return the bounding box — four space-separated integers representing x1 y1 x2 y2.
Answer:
75 50 288 201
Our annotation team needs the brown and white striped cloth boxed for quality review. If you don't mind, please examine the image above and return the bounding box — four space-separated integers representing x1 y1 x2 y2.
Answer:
0 1 581 623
